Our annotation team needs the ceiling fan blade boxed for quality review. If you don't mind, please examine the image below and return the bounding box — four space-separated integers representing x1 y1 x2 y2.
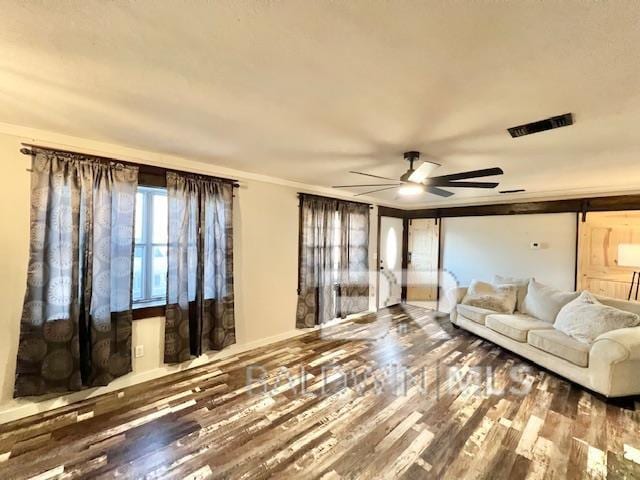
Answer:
349 171 401 182
430 167 504 182
354 186 400 196
426 186 454 197
433 181 499 189
408 161 440 183
332 183 401 188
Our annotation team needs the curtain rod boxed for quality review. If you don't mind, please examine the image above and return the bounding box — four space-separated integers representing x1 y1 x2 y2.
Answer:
297 192 374 209
20 143 240 188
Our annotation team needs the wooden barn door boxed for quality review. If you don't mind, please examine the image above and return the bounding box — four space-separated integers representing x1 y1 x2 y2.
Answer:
407 218 440 310
577 211 640 300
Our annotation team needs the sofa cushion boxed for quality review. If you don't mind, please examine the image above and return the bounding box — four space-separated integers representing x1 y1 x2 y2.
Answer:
485 314 552 342
554 291 640 344
528 329 590 367
456 304 496 325
461 280 517 314
494 275 532 312
521 280 579 323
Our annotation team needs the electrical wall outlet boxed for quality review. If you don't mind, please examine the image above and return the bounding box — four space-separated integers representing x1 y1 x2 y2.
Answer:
134 345 144 358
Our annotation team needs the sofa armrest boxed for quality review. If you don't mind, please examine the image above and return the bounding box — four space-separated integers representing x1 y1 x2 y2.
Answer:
446 287 467 323
592 326 640 361
589 326 640 396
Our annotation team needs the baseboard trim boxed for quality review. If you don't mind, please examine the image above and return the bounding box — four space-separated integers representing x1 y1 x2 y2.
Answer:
0 328 304 424
0 309 374 424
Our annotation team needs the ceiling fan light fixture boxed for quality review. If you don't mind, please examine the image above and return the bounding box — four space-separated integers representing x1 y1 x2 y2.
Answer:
398 184 424 196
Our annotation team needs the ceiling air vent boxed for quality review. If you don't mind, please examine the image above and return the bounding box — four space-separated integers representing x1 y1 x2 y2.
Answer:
507 113 573 138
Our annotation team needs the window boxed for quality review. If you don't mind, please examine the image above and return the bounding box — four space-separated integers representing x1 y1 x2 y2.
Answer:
133 187 168 307
295 195 370 327
331 210 341 284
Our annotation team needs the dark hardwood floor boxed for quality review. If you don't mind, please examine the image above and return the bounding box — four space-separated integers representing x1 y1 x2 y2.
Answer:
1 305 639 479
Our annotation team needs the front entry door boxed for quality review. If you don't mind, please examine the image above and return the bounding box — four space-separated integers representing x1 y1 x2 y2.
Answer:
379 216 404 307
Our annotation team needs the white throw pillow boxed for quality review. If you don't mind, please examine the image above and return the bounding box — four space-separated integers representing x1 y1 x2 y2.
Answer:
462 280 517 314
521 280 579 323
494 275 532 312
554 291 640 344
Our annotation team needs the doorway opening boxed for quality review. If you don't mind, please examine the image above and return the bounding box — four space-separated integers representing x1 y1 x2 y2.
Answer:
577 211 640 301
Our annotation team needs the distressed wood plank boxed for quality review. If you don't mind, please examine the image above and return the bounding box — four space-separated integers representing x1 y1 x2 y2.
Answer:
0 305 637 479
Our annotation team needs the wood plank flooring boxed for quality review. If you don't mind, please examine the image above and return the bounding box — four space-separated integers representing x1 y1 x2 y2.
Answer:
1 305 640 479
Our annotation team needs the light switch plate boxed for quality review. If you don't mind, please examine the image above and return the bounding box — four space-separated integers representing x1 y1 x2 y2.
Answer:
134 345 144 358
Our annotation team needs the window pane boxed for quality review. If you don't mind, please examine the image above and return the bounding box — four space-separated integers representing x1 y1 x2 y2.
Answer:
332 211 341 282
132 245 145 302
135 192 144 243
151 246 168 298
132 187 168 306
152 193 168 244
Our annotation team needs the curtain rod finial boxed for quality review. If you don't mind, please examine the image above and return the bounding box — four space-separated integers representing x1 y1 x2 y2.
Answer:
20 147 33 155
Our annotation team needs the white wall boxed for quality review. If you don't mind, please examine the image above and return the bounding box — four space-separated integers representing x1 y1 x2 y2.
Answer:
439 213 577 311
0 127 378 422
0 124 582 421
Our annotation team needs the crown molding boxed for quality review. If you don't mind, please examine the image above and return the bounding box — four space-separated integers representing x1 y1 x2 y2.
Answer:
4 121 639 212
0 121 398 209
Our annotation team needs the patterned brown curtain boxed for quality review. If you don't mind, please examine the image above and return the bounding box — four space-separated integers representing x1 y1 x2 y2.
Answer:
296 195 370 328
338 202 370 317
15 150 138 397
164 172 235 363
296 196 340 328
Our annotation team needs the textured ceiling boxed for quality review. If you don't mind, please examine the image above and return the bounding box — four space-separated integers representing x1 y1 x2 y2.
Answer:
1 1 640 206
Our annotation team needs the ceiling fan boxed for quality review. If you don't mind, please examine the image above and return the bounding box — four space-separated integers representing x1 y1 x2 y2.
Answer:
332 151 504 198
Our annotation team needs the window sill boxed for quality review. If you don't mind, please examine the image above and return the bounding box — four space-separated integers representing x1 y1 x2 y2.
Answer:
132 304 166 320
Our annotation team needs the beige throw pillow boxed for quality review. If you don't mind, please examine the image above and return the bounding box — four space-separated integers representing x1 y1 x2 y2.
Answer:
554 291 640 344
462 280 517 314
494 275 532 312
521 280 579 323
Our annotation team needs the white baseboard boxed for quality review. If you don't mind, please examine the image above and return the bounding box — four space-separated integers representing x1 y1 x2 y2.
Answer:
0 328 305 425
0 309 374 425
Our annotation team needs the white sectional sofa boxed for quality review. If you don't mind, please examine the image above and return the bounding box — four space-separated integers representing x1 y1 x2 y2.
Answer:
447 286 640 397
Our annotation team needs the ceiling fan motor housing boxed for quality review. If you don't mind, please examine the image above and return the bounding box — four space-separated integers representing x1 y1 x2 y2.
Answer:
401 151 420 181
403 151 420 163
